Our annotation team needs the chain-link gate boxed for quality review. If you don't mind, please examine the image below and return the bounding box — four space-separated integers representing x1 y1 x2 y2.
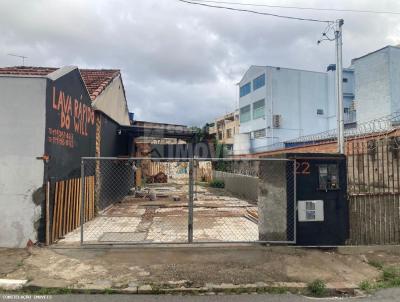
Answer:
67 157 296 245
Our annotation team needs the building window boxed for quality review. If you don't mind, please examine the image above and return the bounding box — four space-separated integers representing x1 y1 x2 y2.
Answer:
343 78 348 83
318 164 339 190
253 74 265 91
317 109 324 115
218 132 223 140
239 82 251 97
240 105 251 123
253 128 266 138
253 99 265 120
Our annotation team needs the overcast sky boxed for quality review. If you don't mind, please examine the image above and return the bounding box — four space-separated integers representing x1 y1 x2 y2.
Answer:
1 0 400 126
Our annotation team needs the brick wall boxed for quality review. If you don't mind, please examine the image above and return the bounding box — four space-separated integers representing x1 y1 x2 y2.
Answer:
234 128 400 158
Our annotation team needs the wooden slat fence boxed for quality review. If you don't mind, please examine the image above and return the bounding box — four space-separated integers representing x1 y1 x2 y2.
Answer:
347 136 400 244
50 176 95 244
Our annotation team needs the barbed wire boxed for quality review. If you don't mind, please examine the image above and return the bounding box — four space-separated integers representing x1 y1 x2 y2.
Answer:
261 111 400 152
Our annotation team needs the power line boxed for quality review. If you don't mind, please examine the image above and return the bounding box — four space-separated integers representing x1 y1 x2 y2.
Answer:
177 0 332 23
190 0 400 15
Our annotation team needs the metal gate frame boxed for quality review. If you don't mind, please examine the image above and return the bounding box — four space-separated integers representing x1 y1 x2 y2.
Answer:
79 157 297 246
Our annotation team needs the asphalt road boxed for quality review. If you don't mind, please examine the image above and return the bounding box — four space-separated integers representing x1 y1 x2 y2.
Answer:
2 289 400 302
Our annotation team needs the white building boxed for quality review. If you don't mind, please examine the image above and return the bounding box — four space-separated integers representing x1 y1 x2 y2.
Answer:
352 46 400 124
235 65 352 154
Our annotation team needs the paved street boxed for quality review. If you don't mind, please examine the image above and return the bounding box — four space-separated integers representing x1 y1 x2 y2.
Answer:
2 288 400 302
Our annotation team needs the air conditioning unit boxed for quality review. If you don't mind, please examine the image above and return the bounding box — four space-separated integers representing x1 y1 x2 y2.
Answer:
272 114 282 128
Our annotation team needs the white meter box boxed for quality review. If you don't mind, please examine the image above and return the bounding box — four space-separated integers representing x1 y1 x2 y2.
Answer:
298 200 324 222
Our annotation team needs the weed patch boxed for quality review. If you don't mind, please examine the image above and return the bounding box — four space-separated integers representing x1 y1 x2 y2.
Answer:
307 279 327 297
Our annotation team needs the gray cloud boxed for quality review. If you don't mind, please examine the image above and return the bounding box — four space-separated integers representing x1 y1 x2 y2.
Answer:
1 0 400 126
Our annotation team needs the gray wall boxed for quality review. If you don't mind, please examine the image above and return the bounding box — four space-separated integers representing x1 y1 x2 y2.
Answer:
0 76 46 247
353 47 393 124
213 170 258 202
257 161 287 241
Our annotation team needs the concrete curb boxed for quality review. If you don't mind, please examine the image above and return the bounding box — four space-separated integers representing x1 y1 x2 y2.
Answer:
0 280 359 296
0 279 28 290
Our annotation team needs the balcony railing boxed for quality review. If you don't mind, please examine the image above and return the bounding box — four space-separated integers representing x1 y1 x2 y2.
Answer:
344 110 357 124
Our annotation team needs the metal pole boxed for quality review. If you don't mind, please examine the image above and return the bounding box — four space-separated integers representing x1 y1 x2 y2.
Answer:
80 159 85 245
188 159 194 243
293 160 297 244
335 19 345 154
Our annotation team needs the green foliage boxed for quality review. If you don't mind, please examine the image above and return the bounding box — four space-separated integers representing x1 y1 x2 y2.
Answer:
368 260 384 270
33 287 73 295
359 280 374 293
307 279 327 297
381 267 400 287
359 266 400 293
209 179 225 188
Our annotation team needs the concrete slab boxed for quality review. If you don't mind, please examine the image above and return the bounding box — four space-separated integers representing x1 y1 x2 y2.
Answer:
60 184 259 244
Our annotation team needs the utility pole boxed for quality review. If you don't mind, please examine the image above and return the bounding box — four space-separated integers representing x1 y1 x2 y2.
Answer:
335 19 345 154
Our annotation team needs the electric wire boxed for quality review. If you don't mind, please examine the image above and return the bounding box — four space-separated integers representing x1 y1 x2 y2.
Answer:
177 0 332 23
189 0 400 15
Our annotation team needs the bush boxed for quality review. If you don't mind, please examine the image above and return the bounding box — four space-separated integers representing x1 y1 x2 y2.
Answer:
209 179 225 188
307 279 327 297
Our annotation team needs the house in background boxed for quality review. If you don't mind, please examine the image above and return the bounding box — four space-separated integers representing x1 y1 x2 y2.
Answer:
0 66 131 247
208 110 239 153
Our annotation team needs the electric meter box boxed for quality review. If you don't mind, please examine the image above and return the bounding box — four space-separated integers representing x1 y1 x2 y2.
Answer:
298 200 324 222
287 153 348 246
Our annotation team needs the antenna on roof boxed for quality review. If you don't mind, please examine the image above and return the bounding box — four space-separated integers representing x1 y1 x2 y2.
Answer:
8 53 28 66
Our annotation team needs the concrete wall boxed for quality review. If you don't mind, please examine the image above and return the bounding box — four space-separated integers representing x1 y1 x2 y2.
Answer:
213 170 258 202
353 47 392 124
0 76 46 247
257 160 287 241
92 75 130 126
388 47 400 115
270 67 329 141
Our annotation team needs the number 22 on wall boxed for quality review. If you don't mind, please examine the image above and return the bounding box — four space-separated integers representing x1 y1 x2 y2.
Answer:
296 161 310 175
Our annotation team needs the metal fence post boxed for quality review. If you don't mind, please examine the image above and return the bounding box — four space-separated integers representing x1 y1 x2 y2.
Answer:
188 158 194 243
80 158 85 245
293 159 297 244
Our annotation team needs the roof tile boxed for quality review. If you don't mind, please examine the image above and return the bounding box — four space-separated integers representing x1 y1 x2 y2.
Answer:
0 66 120 101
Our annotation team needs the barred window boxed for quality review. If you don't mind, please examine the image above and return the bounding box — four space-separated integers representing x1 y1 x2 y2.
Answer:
254 128 266 138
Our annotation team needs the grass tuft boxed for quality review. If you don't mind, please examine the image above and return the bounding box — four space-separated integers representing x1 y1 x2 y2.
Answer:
307 279 327 297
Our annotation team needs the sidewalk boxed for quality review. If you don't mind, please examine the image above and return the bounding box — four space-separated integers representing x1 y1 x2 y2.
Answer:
0 245 399 295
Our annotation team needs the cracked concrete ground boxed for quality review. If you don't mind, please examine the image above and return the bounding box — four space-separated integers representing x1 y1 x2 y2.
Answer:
60 183 258 244
2 245 400 290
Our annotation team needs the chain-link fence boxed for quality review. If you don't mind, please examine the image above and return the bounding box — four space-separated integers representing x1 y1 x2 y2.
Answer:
69 157 296 245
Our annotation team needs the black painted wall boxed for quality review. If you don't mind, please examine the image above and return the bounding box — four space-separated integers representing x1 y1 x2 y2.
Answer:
97 113 133 210
288 153 348 246
45 69 96 180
